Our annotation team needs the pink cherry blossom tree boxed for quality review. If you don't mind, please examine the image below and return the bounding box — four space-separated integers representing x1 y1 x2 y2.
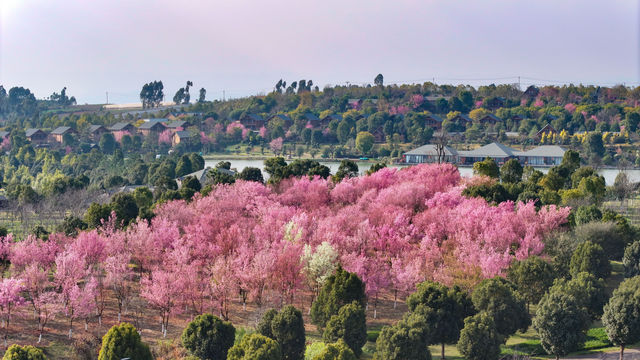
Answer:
0 278 26 345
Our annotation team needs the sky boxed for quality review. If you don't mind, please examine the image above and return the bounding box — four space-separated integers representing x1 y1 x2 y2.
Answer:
0 0 638 104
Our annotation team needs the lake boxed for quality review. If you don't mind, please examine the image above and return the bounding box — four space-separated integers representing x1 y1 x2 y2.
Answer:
204 158 637 186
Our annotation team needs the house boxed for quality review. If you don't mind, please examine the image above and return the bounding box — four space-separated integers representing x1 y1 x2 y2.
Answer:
109 122 136 137
239 113 265 130
320 114 342 126
50 126 77 143
25 129 48 144
348 99 363 110
301 113 321 127
457 142 518 165
450 114 473 125
137 121 167 137
478 114 502 125
536 124 558 139
166 120 189 133
517 145 566 166
172 131 195 146
88 125 107 140
371 127 386 143
267 114 293 128
424 114 444 129
403 144 459 164
176 166 236 188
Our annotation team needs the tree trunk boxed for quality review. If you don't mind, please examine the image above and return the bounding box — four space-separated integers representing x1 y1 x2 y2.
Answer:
441 343 445 360
620 344 625 360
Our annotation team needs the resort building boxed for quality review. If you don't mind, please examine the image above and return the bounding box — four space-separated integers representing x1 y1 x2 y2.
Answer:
404 142 566 167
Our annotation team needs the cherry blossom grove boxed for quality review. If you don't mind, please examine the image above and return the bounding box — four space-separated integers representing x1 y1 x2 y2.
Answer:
0 163 569 339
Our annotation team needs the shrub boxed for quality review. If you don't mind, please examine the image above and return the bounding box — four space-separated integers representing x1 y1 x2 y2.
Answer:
569 241 611 279
374 311 431 360
2 345 47 360
311 266 366 330
471 277 530 337
271 305 306 360
623 241 640 278
456 313 503 360
98 323 152 360
257 309 278 340
181 313 236 360
312 340 356 360
227 333 282 360
323 302 367 357
72 333 101 360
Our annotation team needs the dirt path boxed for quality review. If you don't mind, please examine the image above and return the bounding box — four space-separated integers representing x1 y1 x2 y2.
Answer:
565 348 640 360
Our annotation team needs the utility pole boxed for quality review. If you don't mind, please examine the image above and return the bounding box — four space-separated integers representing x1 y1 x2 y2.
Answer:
223 90 225 101
518 76 521 90
106 91 109 105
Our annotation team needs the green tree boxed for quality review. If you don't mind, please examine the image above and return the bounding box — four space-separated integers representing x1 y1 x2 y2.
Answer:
471 277 530 337
311 266 366 330
270 305 306 360
602 276 640 360
84 202 112 228
456 313 502 360
237 167 264 183
323 302 367 357
2 345 47 360
132 187 153 209
176 155 194 177
374 74 384 87
583 132 605 160
574 205 602 225
533 290 589 360
56 215 87 237
355 131 375 155
257 309 278 340
98 323 152 360
406 281 474 359
472 158 500 178
374 310 432 360
181 175 202 193
181 313 235 360
332 161 359 182
549 272 607 321
99 133 116 154
227 333 282 360
623 241 640 278
569 241 611 279
312 340 356 360
110 193 139 227
500 158 522 183
507 256 555 310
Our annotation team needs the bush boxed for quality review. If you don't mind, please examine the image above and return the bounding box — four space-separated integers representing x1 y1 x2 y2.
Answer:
471 277 530 337
623 241 640 278
2 345 48 360
181 313 236 360
456 313 503 360
312 340 356 360
374 311 431 360
305 342 327 360
271 305 306 360
98 323 152 360
569 241 611 279
573 221 626 260
323 302 367 357
257 309 278 340
311 266 366 330
227 333 282 360
533 289 590 359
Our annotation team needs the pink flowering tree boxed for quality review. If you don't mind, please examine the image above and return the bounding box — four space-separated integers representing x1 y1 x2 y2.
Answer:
158 129 172 144
270 137 283 155
140 268 184 337
104 253 133 323
0 278 25 345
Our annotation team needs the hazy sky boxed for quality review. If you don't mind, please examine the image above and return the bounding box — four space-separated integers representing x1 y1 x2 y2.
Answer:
1 0 638 104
